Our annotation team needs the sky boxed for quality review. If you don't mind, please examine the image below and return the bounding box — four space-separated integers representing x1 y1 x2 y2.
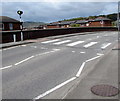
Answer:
1 2 118 23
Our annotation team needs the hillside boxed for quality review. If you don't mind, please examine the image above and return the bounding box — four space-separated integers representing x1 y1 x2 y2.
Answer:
23 22 46 28
63 13 118 22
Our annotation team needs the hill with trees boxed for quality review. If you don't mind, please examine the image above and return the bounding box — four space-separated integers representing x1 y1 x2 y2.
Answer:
62 13 118 21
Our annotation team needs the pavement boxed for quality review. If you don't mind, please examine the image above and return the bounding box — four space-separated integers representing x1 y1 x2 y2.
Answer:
64 43 119 99
1 31 119 100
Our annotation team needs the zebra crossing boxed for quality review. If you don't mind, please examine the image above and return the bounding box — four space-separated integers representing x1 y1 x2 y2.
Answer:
41 39 112 49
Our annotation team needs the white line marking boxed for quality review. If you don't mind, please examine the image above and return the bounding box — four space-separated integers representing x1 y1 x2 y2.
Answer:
53 40 71 45
0 65 12 70
76 62 86 77
66 41 84 46
34 77 76 99
83 42 98 48
31 46 37 48
97 53 104 56
80 52 85 54
86 56 101 62
97 36 100 38
41 39 60 44
72 51 75 53
41 47 47 49
3 46 19 51
14 56 35 66
101 43 111 49
21 45 27 47
52 49 60 51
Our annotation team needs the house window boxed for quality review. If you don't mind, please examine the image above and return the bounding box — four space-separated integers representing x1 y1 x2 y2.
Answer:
0 23 4 30
9 23 13 30
2 23 4 30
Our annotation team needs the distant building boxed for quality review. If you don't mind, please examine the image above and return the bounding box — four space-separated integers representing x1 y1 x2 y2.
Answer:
88 17 112 27
46 17 112 29
0 16 21 31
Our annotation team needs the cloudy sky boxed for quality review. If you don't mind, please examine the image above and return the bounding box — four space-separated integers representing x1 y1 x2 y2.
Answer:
1 2 118 23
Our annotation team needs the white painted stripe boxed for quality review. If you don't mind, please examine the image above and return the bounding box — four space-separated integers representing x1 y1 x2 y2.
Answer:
3 46 19 51
14 56 34 66
21 45 27 47
31 46 37 48
0 65 12 70
76 62 86 77
80 52 85 54
41 39 60 44
83 42 98 48
66 41 84 46
72 51 75 53
86 56 101 62
52 49 60 51
34 77 76 99
97 53 104 56
53 40 71 45
101 43 111 49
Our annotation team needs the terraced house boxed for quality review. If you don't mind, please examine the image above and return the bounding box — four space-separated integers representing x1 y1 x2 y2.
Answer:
46 17 112 29
0 16 21 31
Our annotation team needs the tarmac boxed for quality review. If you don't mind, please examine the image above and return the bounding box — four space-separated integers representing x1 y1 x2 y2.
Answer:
0 32 119 100
63 42 119 100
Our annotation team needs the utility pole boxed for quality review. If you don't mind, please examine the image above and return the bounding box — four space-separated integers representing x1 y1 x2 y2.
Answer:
118 2 120 31
17 10 23 41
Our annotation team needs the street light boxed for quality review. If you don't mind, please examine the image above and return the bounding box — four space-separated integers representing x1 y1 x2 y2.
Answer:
17 10 23 41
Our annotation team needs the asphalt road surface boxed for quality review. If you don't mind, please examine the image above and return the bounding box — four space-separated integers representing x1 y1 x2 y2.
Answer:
1 31 118 99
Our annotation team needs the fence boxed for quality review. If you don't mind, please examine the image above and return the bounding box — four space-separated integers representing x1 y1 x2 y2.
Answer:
1 27 118 43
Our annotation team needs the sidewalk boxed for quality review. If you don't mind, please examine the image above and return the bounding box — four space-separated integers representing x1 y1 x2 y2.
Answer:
0 31 98 49
64 44 119 99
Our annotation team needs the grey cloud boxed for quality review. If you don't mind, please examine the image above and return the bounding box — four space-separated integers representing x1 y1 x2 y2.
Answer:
1 2 118 22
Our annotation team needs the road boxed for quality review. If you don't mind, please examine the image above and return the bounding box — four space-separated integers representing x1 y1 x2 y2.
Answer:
1 31 118 99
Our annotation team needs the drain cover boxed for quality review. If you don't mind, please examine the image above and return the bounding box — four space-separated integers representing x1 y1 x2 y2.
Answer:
91 84 119 97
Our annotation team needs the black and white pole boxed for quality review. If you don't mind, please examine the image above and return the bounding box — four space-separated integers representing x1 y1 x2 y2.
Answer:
17 10 23 41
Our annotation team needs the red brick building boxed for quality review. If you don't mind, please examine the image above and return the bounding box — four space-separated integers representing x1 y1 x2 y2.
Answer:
88 17 112 27
0 16 21 31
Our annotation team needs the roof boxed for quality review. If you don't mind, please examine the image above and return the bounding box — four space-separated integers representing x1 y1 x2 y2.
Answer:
76 20 88 24
59 21 75 25
94 17 111 21
0 16 20 23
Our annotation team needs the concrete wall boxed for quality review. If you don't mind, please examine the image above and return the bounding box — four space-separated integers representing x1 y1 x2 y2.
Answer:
1 27 117 43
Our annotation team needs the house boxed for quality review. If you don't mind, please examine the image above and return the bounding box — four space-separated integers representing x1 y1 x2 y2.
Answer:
47 21 76 29
75 20 89 27
59 21 75 28
88 17 112 27
0 16 21 31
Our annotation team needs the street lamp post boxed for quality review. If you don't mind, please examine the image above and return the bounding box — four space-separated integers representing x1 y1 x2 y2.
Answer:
17 10 23 41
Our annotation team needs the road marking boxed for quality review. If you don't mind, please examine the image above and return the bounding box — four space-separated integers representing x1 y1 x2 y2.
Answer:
80 51 85 54
76 62 86 77
31 46 37 48
0 65 12 70
21 45 27 47
3 46 20 51
41 39 60 44
14 56 35 66
53 40 71 45
34 77 76 99
97 53 104 56
41 47 47 49
86 56 101 62
101 43 111 49
52 49 60 51
72 51 75 53
83 42 98 48
66 41 84 46
97 36 100 38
